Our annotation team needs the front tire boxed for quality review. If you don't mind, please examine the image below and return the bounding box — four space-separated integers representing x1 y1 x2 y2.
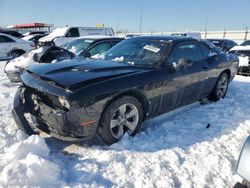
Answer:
208 72 229 102
98 96 143 145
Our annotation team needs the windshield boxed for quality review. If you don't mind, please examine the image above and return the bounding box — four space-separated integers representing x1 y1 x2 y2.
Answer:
49 28 68 37
103 38 172 66
65 39 93 53
241 40 250 46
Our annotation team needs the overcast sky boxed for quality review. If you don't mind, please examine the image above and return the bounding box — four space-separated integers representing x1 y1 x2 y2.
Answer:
0 0 249 32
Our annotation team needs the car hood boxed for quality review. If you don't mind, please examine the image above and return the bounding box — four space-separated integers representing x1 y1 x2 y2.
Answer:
39 35 56 42
24 59 150 90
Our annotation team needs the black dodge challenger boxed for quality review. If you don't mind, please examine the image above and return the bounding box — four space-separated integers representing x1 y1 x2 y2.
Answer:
12 36 239 144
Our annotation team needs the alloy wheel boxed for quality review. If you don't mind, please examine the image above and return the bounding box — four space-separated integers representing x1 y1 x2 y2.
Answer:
216 75 228 98
110 103 139 139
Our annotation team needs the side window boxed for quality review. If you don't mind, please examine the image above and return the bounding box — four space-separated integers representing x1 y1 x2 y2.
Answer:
66 28 80 37
169 43 203 63
0 35 15 42
199 43 211 58
88 42 112 56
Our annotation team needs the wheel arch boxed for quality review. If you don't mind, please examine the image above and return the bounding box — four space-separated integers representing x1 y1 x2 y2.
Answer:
222 69 231 80
101 89 149 121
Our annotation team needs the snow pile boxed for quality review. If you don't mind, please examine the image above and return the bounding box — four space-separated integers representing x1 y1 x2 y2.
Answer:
1 61 250 187
0 135 64 187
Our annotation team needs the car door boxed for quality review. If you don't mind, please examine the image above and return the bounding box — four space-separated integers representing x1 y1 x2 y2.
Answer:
167 42 207 107
198 41 222 97
0 35 15 58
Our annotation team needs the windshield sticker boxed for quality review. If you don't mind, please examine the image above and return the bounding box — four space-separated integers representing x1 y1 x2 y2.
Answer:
143 45 160 53
84 40 94 43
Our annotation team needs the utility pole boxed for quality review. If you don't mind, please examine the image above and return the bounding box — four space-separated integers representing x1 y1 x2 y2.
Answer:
204 17 208 39
139 6 143 33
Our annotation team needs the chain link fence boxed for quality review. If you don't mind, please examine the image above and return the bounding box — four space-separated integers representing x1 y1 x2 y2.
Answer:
117 29 250 44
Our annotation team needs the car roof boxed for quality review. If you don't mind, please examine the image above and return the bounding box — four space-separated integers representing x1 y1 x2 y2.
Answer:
75 35 123 40
207 38 233 42
130 35 198 43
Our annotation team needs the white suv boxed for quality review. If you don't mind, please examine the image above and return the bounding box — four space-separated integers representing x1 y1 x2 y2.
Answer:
0 33 35 60
39 26 115 46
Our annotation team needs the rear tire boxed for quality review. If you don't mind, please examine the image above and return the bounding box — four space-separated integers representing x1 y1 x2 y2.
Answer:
208 72 229 102
98 96 143 145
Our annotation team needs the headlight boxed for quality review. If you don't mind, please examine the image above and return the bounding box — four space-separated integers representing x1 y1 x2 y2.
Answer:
58 96 70 109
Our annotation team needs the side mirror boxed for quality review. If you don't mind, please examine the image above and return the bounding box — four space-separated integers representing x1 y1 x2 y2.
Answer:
167 58 192 72
178 58 192 66
207 52 218 62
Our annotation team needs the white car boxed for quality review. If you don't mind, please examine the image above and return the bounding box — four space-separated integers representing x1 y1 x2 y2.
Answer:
229 41 250 75
39 26 115 46
4 46 75 82
0 33 35 60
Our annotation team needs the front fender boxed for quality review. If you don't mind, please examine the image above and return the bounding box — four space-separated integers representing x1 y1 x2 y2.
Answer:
236 136 250 182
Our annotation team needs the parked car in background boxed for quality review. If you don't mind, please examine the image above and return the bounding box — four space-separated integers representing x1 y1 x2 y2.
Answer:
39 26 115 46
4 45 75 82
0 33 35 60
240 40 250 46
12 36 239 145
22 34 48 46
65 36 124 58
171 32 201 39
0 29 23 38
207 39 237 52
23 31 47 36
126 34 141 38
4 36 123 82
234 135 250 188
229 41 250 75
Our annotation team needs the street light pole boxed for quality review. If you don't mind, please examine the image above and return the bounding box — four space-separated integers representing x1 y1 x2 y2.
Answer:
139 6 143 33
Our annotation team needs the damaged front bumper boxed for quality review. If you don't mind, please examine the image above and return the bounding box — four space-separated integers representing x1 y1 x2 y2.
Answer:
12 86 100 141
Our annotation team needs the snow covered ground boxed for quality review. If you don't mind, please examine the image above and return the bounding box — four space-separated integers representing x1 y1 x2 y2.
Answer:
0 60 250 187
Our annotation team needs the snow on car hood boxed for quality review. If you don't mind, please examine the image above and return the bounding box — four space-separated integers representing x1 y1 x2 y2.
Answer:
39 35 57 42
